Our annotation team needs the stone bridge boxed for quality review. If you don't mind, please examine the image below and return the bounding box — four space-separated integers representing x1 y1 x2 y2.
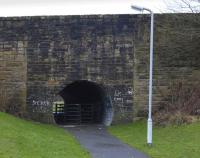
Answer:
0 14 199 125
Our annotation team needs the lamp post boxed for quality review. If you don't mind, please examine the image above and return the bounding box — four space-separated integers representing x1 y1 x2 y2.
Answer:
131 5 154 146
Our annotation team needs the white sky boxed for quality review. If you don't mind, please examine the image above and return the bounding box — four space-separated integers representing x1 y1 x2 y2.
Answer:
0 0 199 16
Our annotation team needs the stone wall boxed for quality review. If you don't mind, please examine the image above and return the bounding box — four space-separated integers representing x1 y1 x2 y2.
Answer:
0 18 27 116
133 14 200 116
0 14 199 124
26 15 135 123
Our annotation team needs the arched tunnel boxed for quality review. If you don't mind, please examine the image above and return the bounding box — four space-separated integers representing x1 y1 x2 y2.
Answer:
53 80 113 126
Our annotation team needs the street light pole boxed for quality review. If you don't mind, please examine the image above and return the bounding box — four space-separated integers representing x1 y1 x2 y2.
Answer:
131 5 154 146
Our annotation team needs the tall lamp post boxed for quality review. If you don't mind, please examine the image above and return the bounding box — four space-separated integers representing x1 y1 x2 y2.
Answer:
131 5 154 146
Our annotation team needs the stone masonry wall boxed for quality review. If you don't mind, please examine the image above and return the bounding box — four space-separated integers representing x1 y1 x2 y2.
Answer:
0 19 27 116
0 14 199 124
26 15 135 123
133 14 200 116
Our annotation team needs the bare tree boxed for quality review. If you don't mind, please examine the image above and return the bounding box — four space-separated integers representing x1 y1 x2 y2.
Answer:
164 0 200 13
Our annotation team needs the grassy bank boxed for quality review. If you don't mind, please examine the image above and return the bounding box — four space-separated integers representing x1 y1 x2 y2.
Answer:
109 120 200 158
0 112 90 158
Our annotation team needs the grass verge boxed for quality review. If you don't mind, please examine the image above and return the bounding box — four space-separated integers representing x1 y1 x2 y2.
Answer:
0 112 90 158
108 120 200 158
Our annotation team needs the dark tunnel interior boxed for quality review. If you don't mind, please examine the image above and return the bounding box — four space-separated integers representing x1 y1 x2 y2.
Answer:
54 80 109 125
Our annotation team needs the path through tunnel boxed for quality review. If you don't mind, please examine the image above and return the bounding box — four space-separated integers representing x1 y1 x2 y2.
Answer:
54 80 113 126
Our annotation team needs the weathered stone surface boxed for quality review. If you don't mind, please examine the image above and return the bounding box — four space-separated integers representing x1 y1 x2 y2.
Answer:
0 41 27 116
133 14 200 116
0 14 199 124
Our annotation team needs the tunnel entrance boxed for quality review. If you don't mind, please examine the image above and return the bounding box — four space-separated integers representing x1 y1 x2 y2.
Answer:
53 80 113 125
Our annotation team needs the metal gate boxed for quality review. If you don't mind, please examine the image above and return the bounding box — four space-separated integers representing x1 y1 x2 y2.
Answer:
54 103 95 124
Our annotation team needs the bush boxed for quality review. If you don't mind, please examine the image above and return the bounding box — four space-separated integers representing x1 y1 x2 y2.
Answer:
154 80 200 126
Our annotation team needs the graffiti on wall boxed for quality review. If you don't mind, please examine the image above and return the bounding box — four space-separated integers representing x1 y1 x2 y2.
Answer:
113 86 134 114
31 100 50 113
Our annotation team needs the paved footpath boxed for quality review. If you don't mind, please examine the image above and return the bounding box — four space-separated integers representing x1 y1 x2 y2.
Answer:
63 125 149 158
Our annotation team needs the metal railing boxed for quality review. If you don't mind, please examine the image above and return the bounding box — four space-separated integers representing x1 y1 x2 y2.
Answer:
54 103 96 124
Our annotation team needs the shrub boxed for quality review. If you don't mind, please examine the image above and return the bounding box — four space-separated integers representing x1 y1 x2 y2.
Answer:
154 80 200 126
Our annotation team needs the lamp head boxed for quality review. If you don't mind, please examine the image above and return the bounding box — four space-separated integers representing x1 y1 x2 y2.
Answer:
131 5 144 11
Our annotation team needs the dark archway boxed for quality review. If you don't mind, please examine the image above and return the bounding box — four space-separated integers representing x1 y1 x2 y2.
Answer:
54 80 113 125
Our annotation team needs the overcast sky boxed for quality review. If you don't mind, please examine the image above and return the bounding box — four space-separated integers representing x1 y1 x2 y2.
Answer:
0 0 199 16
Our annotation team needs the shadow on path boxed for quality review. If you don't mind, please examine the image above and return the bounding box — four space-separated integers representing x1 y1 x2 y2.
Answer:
63 125 149 158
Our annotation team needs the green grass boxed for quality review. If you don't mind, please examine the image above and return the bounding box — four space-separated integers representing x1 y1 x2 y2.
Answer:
0 112 90 158
108 120 200 158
